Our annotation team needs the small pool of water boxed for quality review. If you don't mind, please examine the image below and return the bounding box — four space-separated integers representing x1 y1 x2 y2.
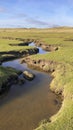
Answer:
29 42 48 54
1 59 61 130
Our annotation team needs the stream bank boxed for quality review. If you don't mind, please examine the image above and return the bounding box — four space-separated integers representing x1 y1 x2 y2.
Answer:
0 58 61 130
0 41 61 130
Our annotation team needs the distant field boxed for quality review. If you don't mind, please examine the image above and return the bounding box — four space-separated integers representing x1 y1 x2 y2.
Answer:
0 27 73 130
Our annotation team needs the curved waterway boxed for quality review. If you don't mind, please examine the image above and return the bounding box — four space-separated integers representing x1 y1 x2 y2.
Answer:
29 42 48 54
0 43 61 130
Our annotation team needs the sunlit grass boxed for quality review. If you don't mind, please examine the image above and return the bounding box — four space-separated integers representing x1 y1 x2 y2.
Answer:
0 38 34 52
0 27 73 130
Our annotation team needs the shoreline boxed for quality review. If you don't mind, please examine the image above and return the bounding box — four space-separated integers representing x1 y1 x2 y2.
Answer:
0 28 73 130
0 39 61 108
21 57 63 95
0 37 72 130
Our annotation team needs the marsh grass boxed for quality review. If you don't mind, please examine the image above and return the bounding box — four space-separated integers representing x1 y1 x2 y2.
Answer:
0 27 73 130
0 66 21 89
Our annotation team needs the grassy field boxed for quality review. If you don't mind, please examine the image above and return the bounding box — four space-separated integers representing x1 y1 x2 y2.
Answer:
0 27 73 130
0 38 38 62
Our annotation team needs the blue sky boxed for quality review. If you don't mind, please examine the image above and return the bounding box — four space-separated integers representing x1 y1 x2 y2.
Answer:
0 0 73 28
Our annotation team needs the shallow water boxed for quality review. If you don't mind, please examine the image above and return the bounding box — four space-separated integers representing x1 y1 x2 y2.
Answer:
1 59 61 130
29 42 48 54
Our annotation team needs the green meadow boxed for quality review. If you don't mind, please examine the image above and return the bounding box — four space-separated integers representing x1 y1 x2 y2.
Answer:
0 27 73 130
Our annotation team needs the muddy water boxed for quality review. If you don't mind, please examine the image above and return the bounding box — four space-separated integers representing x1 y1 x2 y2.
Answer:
0 59 61 130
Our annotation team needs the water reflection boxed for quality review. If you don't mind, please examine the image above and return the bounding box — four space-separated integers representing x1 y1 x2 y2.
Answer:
1 59 61 130
29 42 48 54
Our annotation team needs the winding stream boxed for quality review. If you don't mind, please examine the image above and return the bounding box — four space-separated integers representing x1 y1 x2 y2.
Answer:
0 43 61 130
29 42 48 54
